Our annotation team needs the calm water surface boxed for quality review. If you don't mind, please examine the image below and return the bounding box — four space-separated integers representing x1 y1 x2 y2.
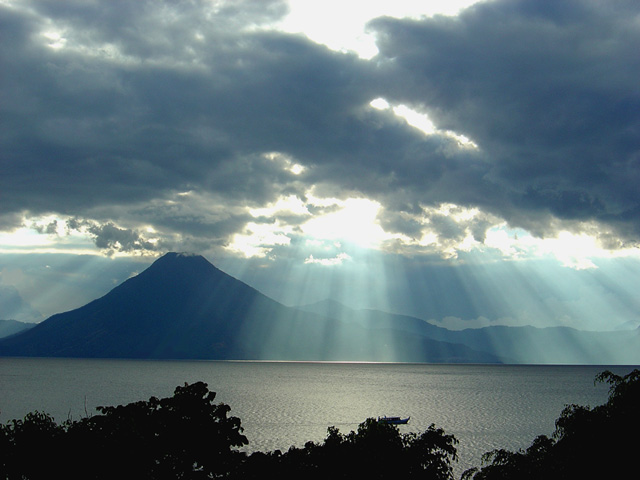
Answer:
0 359 634 474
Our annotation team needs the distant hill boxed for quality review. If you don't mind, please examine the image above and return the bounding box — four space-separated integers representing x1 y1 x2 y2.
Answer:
0 253 502 363
0 319 34 339
299 299 640 364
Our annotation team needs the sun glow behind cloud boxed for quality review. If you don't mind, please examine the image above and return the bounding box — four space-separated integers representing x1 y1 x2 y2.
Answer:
4 192 639 277
484 224 640 270
300 197 389 248
278 0 483 58
227 193 401 262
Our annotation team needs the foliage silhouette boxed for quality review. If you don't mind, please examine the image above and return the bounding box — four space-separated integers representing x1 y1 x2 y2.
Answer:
0 381 458 480
1 382 248 479
461 369 640 480
0 411 64 479
237 417 458 480
2 369 638 479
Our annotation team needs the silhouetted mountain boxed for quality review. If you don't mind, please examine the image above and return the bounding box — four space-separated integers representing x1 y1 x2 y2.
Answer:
0 253 502 363
300 299 640 364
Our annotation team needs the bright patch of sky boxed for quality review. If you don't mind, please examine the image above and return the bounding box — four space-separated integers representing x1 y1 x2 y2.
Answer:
370 98 478 148
485 226 640 270
228 194 402 260
300 197 389 248
277 0 480 59
0 216 96 255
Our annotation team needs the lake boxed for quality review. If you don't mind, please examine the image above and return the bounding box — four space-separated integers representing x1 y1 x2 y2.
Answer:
0 358 635 475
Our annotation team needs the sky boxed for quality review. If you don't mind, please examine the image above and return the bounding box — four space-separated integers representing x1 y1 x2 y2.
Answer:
1 0 640 332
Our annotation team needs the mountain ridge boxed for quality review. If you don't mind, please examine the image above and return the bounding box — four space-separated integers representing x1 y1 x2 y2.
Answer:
298 298 640 364
0 252 503 363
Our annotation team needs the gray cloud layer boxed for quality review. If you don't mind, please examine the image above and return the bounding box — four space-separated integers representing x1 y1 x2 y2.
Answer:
2 0 639 256
371 0 640 244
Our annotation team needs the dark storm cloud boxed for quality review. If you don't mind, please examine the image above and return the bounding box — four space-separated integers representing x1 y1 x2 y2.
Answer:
1 0 639 255
1 0 301 212
0 0 370 243
0 0 475 251
369 0 640 244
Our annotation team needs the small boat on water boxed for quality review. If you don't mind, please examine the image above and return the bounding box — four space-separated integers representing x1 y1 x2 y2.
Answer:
377 416 410 425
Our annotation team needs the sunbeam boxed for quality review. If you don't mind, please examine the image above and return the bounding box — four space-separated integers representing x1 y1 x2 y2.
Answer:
2 0 640 366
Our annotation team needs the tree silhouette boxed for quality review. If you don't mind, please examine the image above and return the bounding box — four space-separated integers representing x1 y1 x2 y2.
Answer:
238 417 458 480
462 369 640 480
70 381 248 479
1 382 247 479
0 411 64 479
4 369 635 480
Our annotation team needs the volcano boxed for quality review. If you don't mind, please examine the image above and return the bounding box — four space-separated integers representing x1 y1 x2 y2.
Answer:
0 252 503 362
